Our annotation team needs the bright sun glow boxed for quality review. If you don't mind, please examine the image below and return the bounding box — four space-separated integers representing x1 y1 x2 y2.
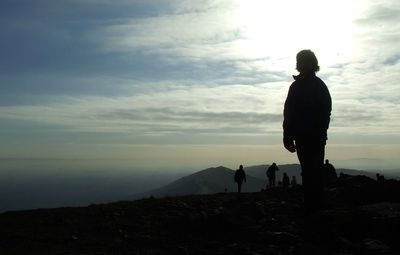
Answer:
233 0 364 69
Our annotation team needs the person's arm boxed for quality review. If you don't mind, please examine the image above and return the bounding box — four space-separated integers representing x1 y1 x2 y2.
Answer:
283 85 296 152
317 82 332 139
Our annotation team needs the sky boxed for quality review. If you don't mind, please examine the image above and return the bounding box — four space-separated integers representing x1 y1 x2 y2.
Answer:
0 0 399 171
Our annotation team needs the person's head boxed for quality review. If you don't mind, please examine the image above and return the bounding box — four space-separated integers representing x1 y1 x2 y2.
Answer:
239 165 243 170
296 49 320 74
272 162 276 166
325 159 329 164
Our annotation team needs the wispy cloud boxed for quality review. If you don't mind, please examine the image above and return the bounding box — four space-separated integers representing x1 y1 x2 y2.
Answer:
0 84 286 134
0 0 399 164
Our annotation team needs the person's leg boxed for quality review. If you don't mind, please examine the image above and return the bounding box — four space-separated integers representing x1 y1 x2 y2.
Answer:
312 144 325 208
238 181 242 193
297 144 313 210
297 141 325 211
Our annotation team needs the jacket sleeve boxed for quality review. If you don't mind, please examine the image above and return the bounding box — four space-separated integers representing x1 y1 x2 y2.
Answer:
283 84 295 140
323 85 332 131
317 83 332 138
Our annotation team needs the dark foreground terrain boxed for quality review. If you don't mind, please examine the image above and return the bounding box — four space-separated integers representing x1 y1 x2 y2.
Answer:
1 175 400 255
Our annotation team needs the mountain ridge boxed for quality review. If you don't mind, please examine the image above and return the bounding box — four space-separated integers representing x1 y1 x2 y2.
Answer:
137 166 266 199
135 164 400 199
1 176 400 254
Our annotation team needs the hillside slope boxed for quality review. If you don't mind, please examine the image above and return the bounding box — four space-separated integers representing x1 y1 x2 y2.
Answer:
134 165 399 200
1 176 400 254
141 166 266 198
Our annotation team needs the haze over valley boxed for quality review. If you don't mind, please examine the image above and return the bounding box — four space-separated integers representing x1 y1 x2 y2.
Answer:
1 159 399 212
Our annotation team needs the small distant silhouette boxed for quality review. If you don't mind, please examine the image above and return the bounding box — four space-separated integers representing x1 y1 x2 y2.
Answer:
376 173 385 183
234 165 247 194
291 176 298 187
282 172 290 188
266 162 279 188
283 49 332 212
324 159 337 187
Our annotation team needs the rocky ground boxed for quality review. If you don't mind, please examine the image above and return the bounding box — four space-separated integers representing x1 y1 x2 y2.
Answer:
1 175 400 255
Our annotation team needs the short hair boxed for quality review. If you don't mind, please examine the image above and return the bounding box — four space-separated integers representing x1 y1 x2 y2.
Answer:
296 49 320 73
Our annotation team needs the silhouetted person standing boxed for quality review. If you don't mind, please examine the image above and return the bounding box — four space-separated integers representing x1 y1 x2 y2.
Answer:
266 162 279 188
234 165 247 193
283 50 332 212
324 159 337 187
376 173 385 183
282 172 290 188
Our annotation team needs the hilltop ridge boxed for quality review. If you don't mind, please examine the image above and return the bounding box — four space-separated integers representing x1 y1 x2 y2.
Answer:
1 174 400 254
136 164 399 199
137 166 266 198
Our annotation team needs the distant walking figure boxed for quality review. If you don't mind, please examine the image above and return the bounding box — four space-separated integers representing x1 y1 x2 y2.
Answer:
324 159 337 187
234 165 247 193
283 50 332 212
266 162 279 188
282 172 290 188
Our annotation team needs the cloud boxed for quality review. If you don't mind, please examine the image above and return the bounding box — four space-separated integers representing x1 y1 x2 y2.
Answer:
90 4 242 60
352 0 400 59
0 83 287 135
0 0 400 163
384 55 400 66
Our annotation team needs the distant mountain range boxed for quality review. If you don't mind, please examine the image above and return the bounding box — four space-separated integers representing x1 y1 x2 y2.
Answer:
136 166 266 198
136 164 400 199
